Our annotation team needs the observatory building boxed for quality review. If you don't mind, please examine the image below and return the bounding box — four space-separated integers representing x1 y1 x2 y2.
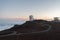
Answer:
29 15 34 21
54 17 59 22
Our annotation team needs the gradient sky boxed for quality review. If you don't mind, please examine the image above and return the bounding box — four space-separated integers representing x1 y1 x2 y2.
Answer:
0 0 60 20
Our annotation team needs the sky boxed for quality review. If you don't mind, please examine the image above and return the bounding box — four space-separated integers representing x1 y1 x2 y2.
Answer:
0 0 60 20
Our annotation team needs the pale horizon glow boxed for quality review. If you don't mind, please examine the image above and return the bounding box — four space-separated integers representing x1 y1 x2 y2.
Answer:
0 0 60 20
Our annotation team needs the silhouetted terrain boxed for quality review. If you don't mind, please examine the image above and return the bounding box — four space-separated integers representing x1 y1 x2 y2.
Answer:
0 20 60 40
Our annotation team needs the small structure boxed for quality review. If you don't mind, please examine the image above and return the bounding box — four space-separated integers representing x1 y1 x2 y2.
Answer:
54 17 59 22
29 15 34 21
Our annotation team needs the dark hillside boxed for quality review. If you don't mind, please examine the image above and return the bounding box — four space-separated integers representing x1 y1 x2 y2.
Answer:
0 20 60 40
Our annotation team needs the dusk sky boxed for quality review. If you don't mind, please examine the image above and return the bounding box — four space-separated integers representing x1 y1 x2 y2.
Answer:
0 0 60 20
